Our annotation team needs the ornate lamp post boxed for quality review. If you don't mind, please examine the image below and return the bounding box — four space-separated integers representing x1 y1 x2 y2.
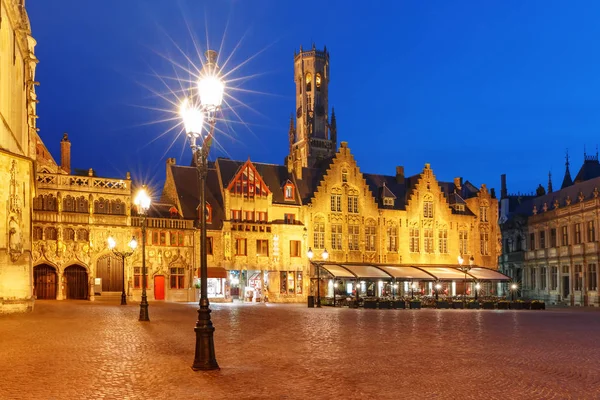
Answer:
180 50 224 371
134 186 151 321
107 235 138 305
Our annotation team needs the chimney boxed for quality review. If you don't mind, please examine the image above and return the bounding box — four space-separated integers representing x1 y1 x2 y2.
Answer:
395 166 405 184
60 132 71 174
454 177 462 191
500 174 507 198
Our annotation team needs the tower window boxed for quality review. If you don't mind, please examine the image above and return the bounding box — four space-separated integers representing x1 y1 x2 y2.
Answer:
316 73 322 91
298 76 302 94
305 73 312 92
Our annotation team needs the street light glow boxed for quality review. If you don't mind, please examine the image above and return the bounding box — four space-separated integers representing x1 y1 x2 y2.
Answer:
322 249 329 261
306 247 314 260
180 98 205 137
134 187 151 213
198 74 225 111
107 236 116 250
129 236 138 250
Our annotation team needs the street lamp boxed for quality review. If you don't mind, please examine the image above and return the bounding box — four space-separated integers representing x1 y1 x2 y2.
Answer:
134 187 151 321
510 283 518 301
107 235 138 305
435 282 442 300
181 50 224 372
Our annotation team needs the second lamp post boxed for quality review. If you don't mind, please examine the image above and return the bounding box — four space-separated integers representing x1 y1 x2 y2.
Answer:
134 186 151 321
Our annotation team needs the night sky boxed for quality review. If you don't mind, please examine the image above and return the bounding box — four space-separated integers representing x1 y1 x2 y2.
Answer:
27 1 600 195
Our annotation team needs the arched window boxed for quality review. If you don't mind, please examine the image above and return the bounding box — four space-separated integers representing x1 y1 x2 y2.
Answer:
111 199 125 215
64 228 75 241
77 229 89 241
76 196 89 213
45 227 58 240
423 195 433 219
43 195 57 211
298 76 302 94
305 73 312 92
33 195 43 210
33 226 43 240
63 195 75 212
316 73 322 91
94 198 109 214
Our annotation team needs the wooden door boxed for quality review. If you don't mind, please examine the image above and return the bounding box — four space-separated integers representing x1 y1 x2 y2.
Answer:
154 275 165 300
34 264 57 299
96 254 123 292
65 265 88 299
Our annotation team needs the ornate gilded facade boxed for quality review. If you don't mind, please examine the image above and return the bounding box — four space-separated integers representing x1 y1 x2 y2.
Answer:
0 0 38 313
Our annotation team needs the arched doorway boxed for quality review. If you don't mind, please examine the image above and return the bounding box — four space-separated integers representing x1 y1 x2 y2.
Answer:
64 265 88 300
33 264 57 299
96 254 123 292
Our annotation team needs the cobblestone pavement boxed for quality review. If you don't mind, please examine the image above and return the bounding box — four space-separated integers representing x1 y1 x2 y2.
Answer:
1 300 600 400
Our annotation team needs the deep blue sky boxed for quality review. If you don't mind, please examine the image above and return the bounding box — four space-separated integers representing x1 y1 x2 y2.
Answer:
28 1 600 195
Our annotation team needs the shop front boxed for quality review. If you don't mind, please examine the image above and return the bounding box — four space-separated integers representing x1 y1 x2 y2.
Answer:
194 267 231 302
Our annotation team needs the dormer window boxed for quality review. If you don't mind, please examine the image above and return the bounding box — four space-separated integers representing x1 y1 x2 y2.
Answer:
383 198 394 206
284 183 295 201
454 204 465 212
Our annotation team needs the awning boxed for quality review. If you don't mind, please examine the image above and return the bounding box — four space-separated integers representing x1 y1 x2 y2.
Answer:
417 267 471 280
378 266 435 280
319 264 355 278
467 267 511 281
342 265 391 279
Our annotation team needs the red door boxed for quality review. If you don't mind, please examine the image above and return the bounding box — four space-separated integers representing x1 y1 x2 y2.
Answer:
154 275 165 300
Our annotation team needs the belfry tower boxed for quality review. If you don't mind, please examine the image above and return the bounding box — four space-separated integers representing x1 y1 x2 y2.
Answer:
287 44 337 173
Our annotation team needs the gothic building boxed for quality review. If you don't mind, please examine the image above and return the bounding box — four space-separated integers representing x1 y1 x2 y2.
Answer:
499 151 600 306
0 0 39 313
25 43 503 305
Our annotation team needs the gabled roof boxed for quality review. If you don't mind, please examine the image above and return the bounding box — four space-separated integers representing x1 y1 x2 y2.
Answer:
169 165 224 229
217 158 302 205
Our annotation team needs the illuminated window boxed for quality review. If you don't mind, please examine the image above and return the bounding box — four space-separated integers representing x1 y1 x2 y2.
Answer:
387 226 397 252
383 198 394 206
316 73 321 91
330 194 341 212
588 220 595 242
348 195 358 213
438 230 448 253
348 225 360 250
76 196 88 213
366 223 376 252
76 229 88 241
459 230 468 254
480 204 489 222
284 214 295 224
331 224 342 250
231 210 241 221
314 222 325 249
33 226 43 240
410 228 420 253
423 201 433 219
228 162 269 198
284 183 294 200
63 196 75 212
424 229 434 253
480 232 489 255
296 271 303 294
133 267 149 289
160 232 166 246
305 73 312 92
342 169 348 182
45 227 58 240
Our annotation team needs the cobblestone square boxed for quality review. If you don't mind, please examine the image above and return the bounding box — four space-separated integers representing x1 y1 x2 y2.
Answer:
1 300 599 399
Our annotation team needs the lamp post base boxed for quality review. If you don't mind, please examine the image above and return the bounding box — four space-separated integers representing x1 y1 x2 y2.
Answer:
192 303 219 371
139 301 150 321
121 292 127 306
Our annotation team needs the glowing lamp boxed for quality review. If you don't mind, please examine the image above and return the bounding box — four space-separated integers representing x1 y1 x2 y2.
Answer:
180 98 204 137
134 187 151 214
198 75 224 111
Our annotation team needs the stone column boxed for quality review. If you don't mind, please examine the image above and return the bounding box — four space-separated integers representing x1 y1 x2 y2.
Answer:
56 271 64 300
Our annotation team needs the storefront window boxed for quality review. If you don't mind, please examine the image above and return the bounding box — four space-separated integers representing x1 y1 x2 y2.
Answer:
280 271 287 294
287 272 295 294
296 272 303 294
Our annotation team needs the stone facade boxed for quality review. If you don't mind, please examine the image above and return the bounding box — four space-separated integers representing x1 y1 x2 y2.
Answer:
0 0 38 313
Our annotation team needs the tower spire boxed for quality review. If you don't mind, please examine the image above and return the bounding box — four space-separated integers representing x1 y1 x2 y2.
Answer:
548 171 553 193
561 149 573 189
